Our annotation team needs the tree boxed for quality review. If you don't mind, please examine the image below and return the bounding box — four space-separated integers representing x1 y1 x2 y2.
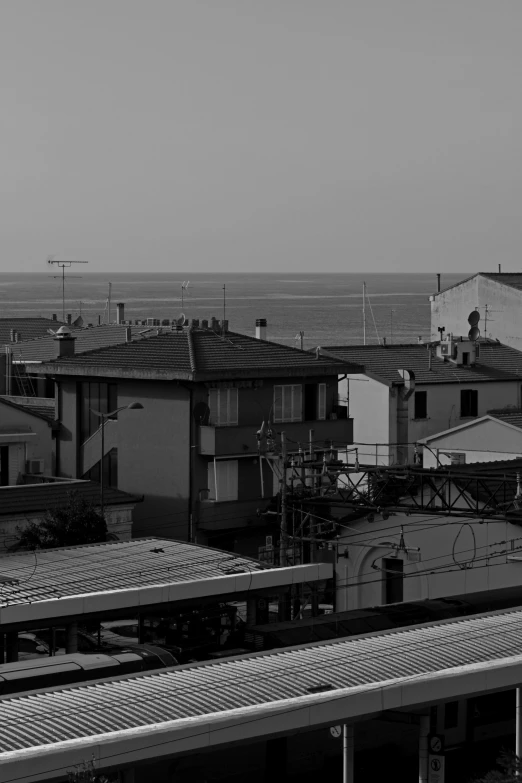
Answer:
17 491 108 550
472 750 520 782
67 757 113 782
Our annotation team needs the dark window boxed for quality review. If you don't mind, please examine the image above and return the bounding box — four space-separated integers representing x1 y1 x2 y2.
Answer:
444 701 459 729
80 382 118 442
304 384 318 421
383 558 404 604
461 389 478 418
414 391 427 419
0 446 8 486
462 352 469 366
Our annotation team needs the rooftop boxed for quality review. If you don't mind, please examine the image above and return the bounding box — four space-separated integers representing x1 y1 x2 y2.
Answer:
321 342 522 385
2 607 522 781
0 396 56 424
0 480 140 519
31 328 360 381
0 537 332 628
436 272 522 296
488 408 522 429
4 324 161 363
0 318 65 345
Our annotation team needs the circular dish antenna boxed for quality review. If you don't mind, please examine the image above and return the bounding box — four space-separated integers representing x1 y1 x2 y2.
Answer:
176 313 187 326
468 326 481 341
468 310 480 327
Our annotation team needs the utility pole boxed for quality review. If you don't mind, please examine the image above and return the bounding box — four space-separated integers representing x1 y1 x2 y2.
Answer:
280 431 288 567
362 281 366 345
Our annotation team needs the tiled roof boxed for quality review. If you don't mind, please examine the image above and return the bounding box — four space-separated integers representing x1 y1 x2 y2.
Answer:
31 329 359 381
0 318 65 344
0 397 55 424
488 408 522 429
322 342 522 384
5 325 158 363
0 481 140 519
1 608 522 775
481 272 522 292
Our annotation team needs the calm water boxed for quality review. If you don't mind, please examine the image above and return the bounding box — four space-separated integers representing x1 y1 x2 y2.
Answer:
0 272 467 348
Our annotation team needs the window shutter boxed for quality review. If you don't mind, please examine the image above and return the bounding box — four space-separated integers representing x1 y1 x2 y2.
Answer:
317 384 326 420
229 388 238 425
292 385 302 421
226 460 238 500
274 386 283 423
208 390 218 425
218 391 228 425
208 462 216 500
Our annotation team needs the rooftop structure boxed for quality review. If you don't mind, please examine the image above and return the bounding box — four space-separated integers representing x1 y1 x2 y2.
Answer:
0 317 64 345
2 607 522 781
0 537 332 628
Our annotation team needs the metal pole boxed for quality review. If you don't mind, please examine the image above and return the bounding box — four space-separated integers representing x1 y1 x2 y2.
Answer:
515 688 522 778
419 715 430 783
62 265 65 322
362 282 366 346
280 431 287 566
100 414 105 522
343 724 354 783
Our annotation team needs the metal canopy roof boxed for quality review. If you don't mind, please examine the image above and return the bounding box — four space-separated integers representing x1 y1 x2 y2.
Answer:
0 538 331 628
3 607 522 782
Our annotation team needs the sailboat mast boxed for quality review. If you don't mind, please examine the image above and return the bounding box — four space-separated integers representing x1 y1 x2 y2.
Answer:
362 281 367 345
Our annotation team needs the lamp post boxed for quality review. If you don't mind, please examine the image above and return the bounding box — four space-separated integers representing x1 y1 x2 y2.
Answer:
90 402 143 521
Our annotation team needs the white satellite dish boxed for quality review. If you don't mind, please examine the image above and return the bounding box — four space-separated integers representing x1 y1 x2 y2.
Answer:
177 313 187 326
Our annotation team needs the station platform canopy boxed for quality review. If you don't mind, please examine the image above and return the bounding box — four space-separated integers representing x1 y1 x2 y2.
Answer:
3 606 522 781
0 538 332 630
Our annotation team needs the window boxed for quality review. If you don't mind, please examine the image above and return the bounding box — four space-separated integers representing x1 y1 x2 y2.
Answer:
80 382 118 442
208 460 238 501
461 389 478 418
462 352 469 366
414 391 427 419
208 388 238 426
274 385 302 423
444 701 459 730
383 558 404 604
0 446 8 486
304 383 326 421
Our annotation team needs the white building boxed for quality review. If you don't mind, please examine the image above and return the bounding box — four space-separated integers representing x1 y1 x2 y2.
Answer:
319 341 522 465
431 272 522 351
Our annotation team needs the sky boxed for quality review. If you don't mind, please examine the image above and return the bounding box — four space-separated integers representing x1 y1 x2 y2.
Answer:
1 0 521 274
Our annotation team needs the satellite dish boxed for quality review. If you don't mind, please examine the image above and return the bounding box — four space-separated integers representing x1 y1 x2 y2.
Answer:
177 313 187 327
468 310 480 327
192 402 210 424
468 326 481 341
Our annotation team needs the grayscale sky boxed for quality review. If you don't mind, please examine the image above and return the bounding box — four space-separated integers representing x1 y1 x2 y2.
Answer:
1 1 521 274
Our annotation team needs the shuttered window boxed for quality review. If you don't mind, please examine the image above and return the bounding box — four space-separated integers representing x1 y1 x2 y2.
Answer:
208 388 238 426
208 460 238 501
273 385 302 423
317 383 326 420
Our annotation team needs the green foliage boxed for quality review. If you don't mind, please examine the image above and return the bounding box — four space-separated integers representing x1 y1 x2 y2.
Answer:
17 491 108 550
67 757 112 783
472 750 520 782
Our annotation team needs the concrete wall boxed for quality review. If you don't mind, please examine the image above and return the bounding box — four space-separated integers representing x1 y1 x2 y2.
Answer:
336 511 522 611
346 374 392 465
422 418 522 468
0 401 54 478
431 274 522 350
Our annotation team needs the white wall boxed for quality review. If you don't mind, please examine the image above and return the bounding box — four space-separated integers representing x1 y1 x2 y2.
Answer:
431 274 522 351
336 510 522 611
422 417 522 468
345 374 392 465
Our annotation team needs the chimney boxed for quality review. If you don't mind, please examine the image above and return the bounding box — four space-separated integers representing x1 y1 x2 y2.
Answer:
201 319 208 329
436 274 441 293
52 314 57 321
125 326 132 343
67 314 72 325
53 326 76 358
210 317 218 331
14 332 19 343
222 319 229 333
255 318 267 340
499 264 502 273
117 303 125 324
191 318 200 328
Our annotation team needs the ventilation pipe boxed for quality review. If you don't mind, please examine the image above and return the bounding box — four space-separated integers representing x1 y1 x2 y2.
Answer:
256 318 267 340
52 314 57 321
116 303 125 324
53 325 76 358
436 274 441 293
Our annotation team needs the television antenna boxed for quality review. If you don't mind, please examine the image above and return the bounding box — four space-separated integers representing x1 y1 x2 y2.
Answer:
47 256 88 322
181 281 190 309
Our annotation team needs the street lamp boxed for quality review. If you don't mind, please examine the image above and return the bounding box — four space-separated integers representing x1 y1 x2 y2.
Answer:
90 402 143 521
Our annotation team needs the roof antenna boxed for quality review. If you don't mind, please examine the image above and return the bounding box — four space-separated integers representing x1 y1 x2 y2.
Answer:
223 284 226 324
47 256 88 322
181 281 190 310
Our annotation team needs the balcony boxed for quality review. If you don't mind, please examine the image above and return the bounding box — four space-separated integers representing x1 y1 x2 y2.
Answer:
198 417 353 457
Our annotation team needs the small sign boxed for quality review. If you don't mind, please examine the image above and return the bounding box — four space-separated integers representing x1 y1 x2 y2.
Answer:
428 755 445 782
329 725 342 739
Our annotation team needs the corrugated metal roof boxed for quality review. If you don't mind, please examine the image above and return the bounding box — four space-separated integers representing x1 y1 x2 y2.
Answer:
323 342 522 384
1 608 522 761
0 538 267 611
31 329 359 381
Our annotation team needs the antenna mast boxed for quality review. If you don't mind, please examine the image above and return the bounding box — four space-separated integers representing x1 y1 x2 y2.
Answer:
223 284 226 323
47 256 88 322
363 281 367 345
107 282 112 324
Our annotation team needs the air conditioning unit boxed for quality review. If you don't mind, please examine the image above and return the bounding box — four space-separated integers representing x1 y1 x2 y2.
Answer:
26 459 44 474
439 341 455 357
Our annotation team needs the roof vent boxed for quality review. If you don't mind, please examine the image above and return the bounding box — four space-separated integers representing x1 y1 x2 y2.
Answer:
255 318 267 340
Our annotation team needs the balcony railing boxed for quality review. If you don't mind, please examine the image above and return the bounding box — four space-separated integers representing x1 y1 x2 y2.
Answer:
198 418 353 457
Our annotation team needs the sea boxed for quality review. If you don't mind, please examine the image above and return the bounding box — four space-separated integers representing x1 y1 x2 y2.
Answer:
0 272 467 348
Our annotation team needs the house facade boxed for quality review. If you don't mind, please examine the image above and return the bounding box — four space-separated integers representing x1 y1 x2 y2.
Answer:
33 321 358 556
320 341 522 466
430 272 522 351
